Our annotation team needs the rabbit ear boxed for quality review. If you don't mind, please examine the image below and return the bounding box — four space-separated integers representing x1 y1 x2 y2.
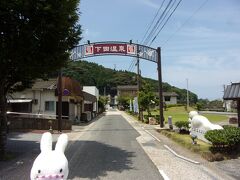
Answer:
55 134 68 152
40 132 52 152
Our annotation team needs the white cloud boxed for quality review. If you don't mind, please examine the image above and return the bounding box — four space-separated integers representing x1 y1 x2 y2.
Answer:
179 26 240 40
138 0 159 9
162 52 240 100
83 28 100 39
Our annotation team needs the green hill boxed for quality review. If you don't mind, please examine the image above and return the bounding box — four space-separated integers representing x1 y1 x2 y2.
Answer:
62 60 198 104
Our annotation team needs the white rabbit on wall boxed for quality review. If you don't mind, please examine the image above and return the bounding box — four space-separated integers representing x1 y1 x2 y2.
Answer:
30 132 69 180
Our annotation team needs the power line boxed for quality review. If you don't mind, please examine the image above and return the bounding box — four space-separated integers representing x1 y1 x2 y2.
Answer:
162 0 209 46
149 0 183 46
143 0 174 45
145 0 178 45
128 58 136 72
140 0 166 44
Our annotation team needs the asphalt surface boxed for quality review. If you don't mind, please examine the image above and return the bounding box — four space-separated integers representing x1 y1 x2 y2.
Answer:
1 110 238 180
66 110 163 180
0 111 163 180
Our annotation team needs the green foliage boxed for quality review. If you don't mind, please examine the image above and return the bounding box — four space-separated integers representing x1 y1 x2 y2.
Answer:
175 121 190 131
138 82 156 116
205 127 240 150
166 104 185 108
1 0 81 92
98 96 110 112
117 96 130 108
0 0 81 159
196 102 203 111
62 61 198 103
197 99 224 111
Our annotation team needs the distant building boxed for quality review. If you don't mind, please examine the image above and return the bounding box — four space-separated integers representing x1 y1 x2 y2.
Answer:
161 92 178 105
8 77 99 121
8 77 83 121
117 85 178 105
83 86 99 113
117 85 138 97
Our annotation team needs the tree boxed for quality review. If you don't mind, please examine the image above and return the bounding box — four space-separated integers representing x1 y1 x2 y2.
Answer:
0 0 81 159
117 95 130 109
138 82 156 117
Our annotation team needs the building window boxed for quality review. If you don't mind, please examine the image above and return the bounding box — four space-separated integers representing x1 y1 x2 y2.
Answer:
165 96 171 102
45 101 54 111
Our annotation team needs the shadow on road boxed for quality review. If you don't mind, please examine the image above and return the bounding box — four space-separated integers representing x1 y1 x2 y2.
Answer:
67 140 135 179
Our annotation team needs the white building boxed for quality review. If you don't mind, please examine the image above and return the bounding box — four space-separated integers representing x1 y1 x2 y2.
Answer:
8 78 84 121
83 86 99 113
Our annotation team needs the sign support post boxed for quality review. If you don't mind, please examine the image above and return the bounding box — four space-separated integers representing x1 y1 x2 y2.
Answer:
157 47 164 127
58 69 62 132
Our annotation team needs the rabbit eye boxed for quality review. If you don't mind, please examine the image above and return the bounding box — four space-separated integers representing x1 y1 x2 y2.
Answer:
60 168 63 173
38 170 41 173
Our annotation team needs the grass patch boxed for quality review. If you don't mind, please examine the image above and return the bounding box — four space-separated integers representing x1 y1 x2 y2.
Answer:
200 113 228 123
144 106 228 124
159 129 211 153
158 129 240 161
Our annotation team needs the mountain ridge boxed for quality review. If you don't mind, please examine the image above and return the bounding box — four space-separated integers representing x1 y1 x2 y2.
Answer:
63 60 198 104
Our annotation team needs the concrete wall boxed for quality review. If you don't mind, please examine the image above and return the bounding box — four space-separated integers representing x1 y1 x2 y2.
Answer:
83 86 99 113
164 96 177 105
7 115 72 130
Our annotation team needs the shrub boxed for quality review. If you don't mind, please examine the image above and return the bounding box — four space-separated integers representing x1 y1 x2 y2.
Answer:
175 121 189 130
144 118 149 124
175 121 189 134
143 115 149 120
205 126 240 151
166 104 184 108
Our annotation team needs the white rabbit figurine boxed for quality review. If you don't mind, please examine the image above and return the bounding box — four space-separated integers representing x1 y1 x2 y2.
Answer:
30 132 69 180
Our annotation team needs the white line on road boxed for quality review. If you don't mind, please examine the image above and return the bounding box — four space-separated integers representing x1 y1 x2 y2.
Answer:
141 126 200 165
164 145 200 164
141 127 161 143
159 169 170 180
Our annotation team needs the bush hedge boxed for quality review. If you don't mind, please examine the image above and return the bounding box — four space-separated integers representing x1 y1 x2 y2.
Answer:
175 121 189 134
175 121 189 130
205 126 240 150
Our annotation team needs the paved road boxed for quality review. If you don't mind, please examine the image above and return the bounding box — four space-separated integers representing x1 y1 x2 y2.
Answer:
0 111 163 180
2 109 237 180
67 110 163 180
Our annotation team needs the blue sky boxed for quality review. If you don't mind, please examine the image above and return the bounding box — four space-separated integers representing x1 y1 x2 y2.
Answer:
78 0 240 100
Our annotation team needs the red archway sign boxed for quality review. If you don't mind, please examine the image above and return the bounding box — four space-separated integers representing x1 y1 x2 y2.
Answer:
70 41 164 128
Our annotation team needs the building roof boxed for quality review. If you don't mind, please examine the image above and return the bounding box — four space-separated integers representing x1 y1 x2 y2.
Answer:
117 85 138 90
32 77 83 97
163 92 178 97
155 92 178 97
83 92 97 102
223 83 240 100
32 78 57 90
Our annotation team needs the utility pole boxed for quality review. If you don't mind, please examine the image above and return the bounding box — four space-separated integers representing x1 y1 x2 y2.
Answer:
136 44 141 121
104 86 106 97
157 47 164 127
186 78 189 111
58 69 62 132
